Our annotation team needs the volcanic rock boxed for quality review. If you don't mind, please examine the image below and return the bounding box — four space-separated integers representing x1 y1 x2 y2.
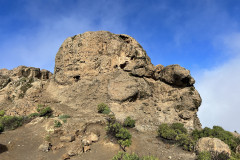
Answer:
0 31 202 132
195 137 231 157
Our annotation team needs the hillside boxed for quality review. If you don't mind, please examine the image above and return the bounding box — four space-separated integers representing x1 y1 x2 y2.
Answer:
0 31 228 160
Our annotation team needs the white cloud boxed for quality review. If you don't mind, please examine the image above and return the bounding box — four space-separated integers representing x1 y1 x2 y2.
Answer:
195 33 240 132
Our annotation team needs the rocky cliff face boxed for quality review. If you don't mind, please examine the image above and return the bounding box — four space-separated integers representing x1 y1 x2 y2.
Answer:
0 31 202 132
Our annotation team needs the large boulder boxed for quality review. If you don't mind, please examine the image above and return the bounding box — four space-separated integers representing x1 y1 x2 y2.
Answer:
195 137 231 158
158 64 195 87
54 31 154 85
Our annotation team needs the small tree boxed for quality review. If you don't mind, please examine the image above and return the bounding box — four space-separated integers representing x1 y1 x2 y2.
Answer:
106 121 132 151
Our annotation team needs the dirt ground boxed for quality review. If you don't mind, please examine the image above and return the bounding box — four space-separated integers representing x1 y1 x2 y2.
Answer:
0 119 196 160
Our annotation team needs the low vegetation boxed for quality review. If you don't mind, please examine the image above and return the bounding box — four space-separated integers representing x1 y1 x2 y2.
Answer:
18 77 34 98
197 151 211 160
192 126 240 152
58 114 70 123
37 104 53 117
157 123 194 151
54 120 62 128
97 103 110 114
112 152 159 160
45 134 51 142
158 123 240 159
0 115 25 133
0 110 5 117
97 103 134 151
230 153 240 160
123 116 135 128
0 105 54 133
28 112 40 118
106 120 132 151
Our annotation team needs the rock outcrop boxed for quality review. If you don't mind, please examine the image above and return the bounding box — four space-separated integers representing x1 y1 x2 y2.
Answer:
0 31 204 160
0 31 202 132
0 66 52 116
195 137 231 158
52 31 201 131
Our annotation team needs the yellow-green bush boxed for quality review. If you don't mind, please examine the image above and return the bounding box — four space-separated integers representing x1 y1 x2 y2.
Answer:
197 151 211 160
97 103 110 114
112 152 139 160
112 152 159 160
0 115 24 132
123 116 135 128
0 110 5 117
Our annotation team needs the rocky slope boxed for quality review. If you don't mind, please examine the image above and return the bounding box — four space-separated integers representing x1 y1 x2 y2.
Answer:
0 31 202 159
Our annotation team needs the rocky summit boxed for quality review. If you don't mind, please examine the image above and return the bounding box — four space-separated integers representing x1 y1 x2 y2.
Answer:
0 31 203 160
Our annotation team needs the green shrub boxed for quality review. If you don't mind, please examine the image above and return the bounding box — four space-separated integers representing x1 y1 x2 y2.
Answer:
37 105 53 117
0 110 5 117
54 120 62 128
106 121 132 151
59 114 70 123
157 123 177 140
192 126 240 151
59 114 70 119
123 116 135 128
106 122 122 134
176 134 195 151
215 152 230 160
142 155 159 160
112 152 140 160
112 152 159 160
157 123 195 151
107 114 117 123
0 115 24 130
116 128 132 149
171 123 187 134
97 103 110 114
197 151 211 160
28 113 39 118
230 152 240 160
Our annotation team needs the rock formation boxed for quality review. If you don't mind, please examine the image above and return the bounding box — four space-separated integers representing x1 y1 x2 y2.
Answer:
0 31 201 132
0 31 205 160
52 31 202 131
195 137 231 158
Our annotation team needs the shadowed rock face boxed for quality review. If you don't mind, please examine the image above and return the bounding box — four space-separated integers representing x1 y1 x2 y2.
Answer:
0 31 202 132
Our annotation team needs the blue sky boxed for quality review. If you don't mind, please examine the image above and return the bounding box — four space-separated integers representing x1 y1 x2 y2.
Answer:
0 0 240 132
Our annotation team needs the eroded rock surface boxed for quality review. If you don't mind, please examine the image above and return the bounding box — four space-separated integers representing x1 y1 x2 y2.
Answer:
0 31 203 160
196 137 231 157
0 31 202 132
0 66 52 116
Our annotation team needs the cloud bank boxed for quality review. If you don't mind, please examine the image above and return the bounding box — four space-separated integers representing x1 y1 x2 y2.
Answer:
196 33 240 132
